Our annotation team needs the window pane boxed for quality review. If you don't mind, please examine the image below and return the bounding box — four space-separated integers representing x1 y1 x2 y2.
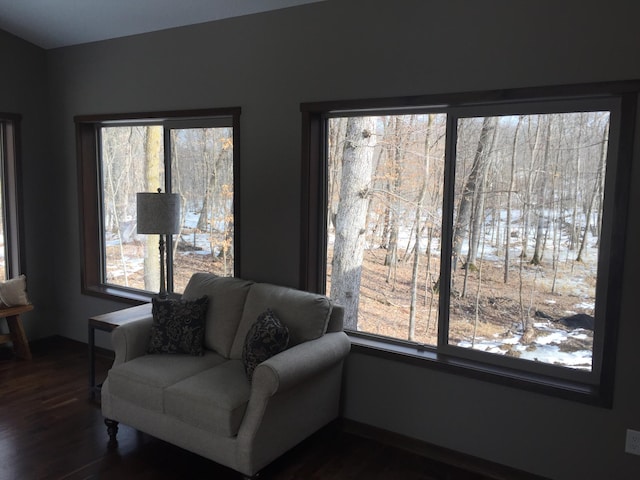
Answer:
101 125 165 291
170 127 235 293
326 114 446 344
449 112 609 371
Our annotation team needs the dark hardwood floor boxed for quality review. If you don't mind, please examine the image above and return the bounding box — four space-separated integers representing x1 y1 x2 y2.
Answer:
0 336 529 480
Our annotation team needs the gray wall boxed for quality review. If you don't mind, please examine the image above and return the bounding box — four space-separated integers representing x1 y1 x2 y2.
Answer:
0 29 54 340
14 0 640 478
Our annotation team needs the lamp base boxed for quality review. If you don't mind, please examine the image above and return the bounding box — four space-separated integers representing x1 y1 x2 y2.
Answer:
158 234 168 299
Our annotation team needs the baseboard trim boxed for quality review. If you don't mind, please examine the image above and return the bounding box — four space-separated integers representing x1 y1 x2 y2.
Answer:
341 419 548 480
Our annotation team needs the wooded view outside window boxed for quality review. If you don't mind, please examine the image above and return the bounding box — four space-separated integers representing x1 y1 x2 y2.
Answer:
0 125 7 280
326 106 613 373
0 116 21 282
100 122 235 294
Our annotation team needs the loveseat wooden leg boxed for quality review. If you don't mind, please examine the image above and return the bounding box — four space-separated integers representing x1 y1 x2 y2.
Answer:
105 418 119 446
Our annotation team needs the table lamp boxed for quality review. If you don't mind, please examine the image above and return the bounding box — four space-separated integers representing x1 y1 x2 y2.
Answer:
136 188 181 299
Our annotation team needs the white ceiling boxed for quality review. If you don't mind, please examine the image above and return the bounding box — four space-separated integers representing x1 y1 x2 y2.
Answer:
0 0 324 50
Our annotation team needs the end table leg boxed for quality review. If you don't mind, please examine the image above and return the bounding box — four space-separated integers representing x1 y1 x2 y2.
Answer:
88 324 96 400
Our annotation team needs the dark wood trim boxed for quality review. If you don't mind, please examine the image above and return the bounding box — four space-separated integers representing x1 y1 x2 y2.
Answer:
300 79 640 115
342 419 549 480
300 79 640 407
299 110 311 290
0 113 26 278
75 107 241 302
299 110 326 292
597 92 637 406
74 107 241 124
232 109 241 278
0 112 22 122
13 118 27 277
76 121 101 296
348 334 606 406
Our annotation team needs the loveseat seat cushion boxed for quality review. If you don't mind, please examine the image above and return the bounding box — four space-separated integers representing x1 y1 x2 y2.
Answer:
164 359 251 437
230 283 332 359
182 274 254 358
107 351 226 412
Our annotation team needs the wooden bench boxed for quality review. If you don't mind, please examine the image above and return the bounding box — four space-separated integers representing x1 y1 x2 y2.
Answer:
0 304 34 360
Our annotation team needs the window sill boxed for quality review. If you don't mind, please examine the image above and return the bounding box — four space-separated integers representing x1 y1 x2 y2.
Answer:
347 331 610 407
82 284 153 305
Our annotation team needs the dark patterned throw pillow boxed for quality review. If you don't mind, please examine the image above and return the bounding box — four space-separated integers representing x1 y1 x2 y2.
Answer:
147 296 209 355
242 308 290 379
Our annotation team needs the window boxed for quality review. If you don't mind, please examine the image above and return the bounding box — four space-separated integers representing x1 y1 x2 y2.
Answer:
0 113 24 280
301 82 636 404
77 109 240 301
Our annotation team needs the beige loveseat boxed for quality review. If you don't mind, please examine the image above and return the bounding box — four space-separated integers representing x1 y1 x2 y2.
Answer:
101 273 351 478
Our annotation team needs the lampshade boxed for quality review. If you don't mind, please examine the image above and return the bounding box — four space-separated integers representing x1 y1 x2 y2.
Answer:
136 191 181 234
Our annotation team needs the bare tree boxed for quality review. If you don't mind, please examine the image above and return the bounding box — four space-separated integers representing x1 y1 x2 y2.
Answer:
467 118 498 269
531 117 553 265
452 117 496 272
143 125 163 292
576 120 608 262
504 116 523 283
409 114 433 341
330 116 377 329
383 117 404 281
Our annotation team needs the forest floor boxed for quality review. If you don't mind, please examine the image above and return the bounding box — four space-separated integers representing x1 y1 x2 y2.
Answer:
335 245 595 368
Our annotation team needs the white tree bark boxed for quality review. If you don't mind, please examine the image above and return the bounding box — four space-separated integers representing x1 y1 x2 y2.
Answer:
330 116 377 330
144 125 162 293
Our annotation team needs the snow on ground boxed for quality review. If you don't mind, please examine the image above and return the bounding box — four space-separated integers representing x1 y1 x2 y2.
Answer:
457 320 593 370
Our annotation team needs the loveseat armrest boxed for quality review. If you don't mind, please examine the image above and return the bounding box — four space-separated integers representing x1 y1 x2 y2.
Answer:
236 331 350 475
111 315 154 365
251 331 351 396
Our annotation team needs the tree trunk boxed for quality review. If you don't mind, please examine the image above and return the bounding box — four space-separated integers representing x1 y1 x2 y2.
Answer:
409 114 433 341
328 117 347 233
504 116 523 283
467 119 497 268
384 117 403 269
520 116 542 261
531 118 552 265
143 125 163 292
197 130 212 231
569 116 585 250
330 117 377 330
453 116 495 271
576 122 608 262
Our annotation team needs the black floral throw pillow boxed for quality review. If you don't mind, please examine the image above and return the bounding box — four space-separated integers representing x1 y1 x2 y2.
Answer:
147 296 209 356
242 308 290 379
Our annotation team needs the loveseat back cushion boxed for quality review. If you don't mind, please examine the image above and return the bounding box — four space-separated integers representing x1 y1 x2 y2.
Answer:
182 273 254 358
230 283 332 359
164 360 251 438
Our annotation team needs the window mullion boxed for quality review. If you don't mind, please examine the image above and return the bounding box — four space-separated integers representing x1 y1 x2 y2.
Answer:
438 112 457 349
164 125 175 294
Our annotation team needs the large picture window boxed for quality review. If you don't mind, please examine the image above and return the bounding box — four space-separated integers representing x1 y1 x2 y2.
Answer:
301 83 636 404
77 109 240 301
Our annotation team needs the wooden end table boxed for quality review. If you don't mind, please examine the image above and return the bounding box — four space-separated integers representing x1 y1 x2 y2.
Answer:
0 304 34 360
88 302 151 400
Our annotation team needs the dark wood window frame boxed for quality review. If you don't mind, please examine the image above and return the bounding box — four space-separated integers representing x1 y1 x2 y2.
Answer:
0 112 26 279
300 81 639 406
76 108 241 304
